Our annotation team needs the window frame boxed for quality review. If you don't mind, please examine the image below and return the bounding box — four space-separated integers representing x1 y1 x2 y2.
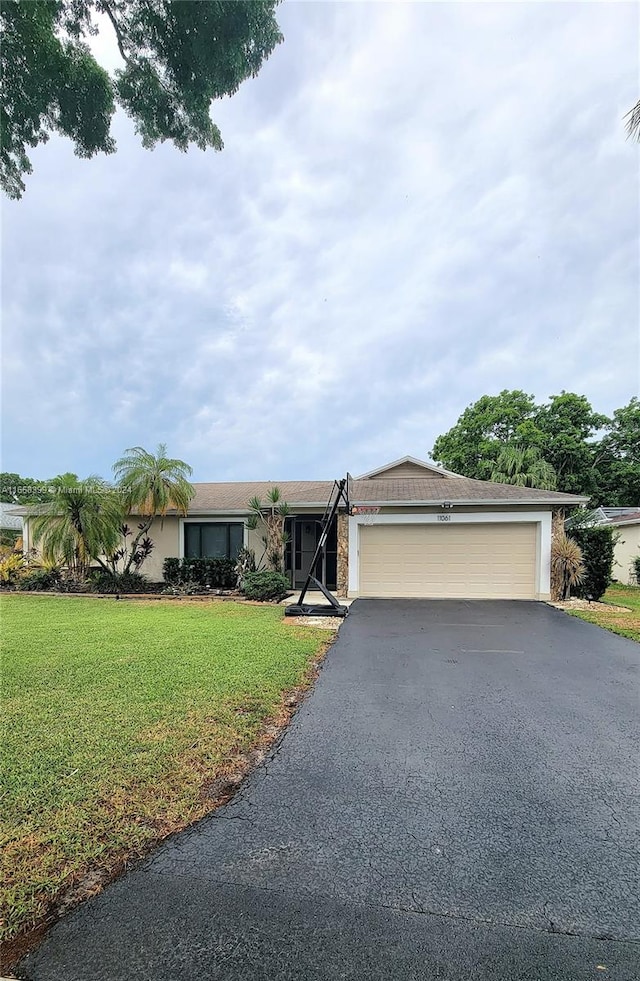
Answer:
182 520 245 560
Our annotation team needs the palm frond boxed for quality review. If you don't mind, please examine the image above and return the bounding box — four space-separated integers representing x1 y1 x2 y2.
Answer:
624 99 640 141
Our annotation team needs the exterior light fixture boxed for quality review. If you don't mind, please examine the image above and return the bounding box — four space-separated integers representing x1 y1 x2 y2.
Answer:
441 502 454 509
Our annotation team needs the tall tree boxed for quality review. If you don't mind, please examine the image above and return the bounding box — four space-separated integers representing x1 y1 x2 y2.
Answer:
113 444 194 573
490 445 557 491
593 397 640 506
431 390 539 480
534 392 609 496
0 472 60 504
30 474 122 577
1 0 283 199
431 390 622 496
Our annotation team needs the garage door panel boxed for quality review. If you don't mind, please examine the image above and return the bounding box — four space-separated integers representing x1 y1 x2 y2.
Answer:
359 523 537 599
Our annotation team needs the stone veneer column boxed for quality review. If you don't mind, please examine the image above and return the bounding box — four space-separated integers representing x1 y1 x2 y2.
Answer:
336 512 349 597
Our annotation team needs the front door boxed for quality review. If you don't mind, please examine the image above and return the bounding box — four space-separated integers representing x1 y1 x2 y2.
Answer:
285 516 338 590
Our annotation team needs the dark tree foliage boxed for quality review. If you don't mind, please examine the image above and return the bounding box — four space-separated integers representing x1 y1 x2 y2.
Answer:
594 397 640 507
534 392 608 497
569 526 617 602
432 392 640 504
0 471 69 503
430 390 539 481
1 0 283 198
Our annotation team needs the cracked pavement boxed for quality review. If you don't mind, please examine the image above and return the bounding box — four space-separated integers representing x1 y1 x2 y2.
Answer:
19 600 640 980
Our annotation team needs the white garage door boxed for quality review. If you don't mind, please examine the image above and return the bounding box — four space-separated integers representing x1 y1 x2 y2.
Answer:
359 523 538 599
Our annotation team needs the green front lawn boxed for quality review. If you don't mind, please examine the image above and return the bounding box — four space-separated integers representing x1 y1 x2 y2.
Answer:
1 596 329 947
568 584 640 642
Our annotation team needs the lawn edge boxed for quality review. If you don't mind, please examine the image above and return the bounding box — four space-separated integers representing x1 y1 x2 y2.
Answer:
2 626 337 974
565 609 639 643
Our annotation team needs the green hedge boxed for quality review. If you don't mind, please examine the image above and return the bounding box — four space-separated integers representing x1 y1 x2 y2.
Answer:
89 571 154 594
162 557 237 589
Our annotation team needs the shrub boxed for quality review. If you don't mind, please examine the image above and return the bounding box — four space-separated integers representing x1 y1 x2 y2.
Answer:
163 557 237 589
551 534 584 601
241 570 290 602
569 526 617 601
207 558 236 588
89 571 152 594
18 569 61 591
163 557 181 585
0 553 25 585
186 557 208 586
634 556 640 585
161 580 208 596
56 571 92 593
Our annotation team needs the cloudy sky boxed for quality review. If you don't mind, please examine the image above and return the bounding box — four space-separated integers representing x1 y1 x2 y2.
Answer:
2 1 638 483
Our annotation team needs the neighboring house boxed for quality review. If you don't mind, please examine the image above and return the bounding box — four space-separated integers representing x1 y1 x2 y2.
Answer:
567 507 640 585
21 456 588 600
0 502 23 547
597 510 640 585
583 506 639 525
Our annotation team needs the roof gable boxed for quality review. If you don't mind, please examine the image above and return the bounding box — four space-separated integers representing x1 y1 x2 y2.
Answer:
356 456 461 480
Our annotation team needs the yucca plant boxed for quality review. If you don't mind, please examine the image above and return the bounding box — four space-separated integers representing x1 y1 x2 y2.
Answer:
551 533 585 601
246 487 291 573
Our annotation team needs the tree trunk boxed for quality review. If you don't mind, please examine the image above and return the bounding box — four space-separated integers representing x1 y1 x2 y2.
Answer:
124 517 154 573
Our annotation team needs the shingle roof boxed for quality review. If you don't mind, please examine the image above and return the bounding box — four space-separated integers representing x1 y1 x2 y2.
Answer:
14 476 588 517
183 476 586 512
0 502 23 529
347 477 587 506
188 481 336 511
603 510 640 526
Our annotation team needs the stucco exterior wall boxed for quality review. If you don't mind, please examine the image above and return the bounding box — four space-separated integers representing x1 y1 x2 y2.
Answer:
140 516 181 582
247 524 265 566
612 525 640 585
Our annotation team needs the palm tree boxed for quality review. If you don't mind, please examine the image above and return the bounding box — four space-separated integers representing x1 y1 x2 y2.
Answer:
30 475 123 578
490 445 557 490
113 444 195 573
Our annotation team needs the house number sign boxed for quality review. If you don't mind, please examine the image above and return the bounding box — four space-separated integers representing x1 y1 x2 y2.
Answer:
437 514 452 522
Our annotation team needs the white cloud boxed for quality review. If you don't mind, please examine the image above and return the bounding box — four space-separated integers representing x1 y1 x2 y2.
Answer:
1 0 638 481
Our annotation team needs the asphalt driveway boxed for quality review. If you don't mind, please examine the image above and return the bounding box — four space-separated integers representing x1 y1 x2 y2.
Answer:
19 600 640 980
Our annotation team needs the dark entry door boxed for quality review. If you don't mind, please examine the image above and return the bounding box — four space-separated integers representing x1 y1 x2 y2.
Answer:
286 516 337 590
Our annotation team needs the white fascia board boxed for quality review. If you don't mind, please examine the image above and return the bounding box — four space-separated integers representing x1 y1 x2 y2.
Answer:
347 510 552 597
